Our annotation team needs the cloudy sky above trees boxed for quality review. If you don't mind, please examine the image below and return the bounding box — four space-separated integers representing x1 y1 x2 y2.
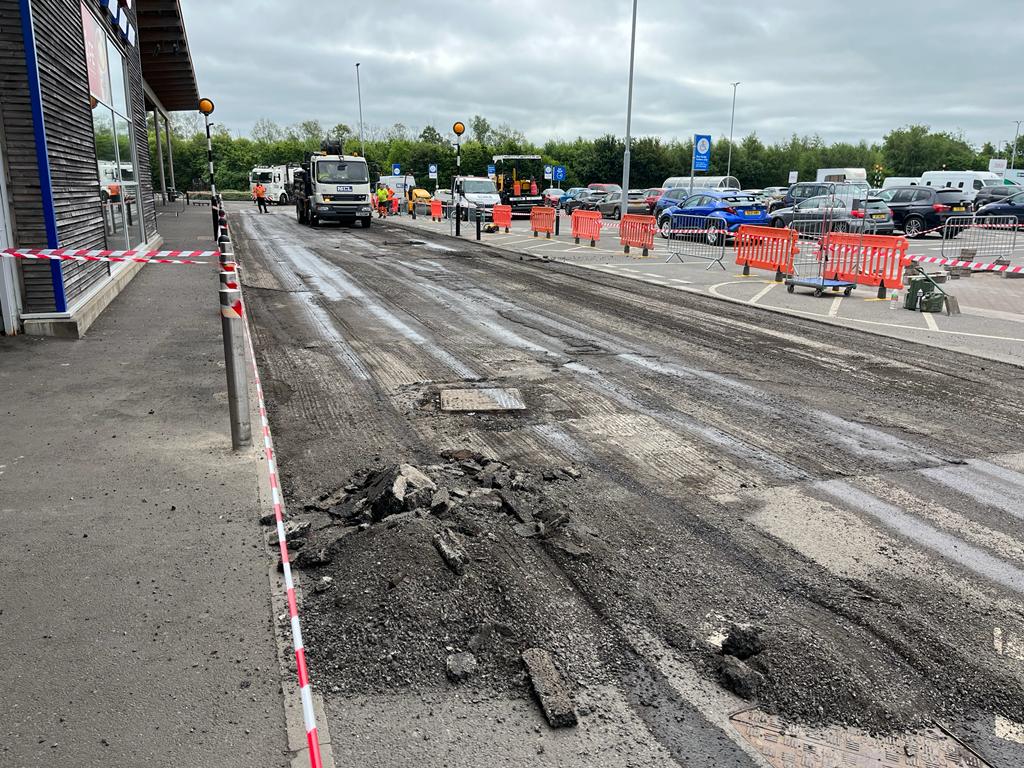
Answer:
181 0 1024 148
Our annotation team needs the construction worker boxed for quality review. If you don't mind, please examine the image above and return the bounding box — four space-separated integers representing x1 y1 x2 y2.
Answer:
387 186 397 215
254 182 268 214
376 185 389 218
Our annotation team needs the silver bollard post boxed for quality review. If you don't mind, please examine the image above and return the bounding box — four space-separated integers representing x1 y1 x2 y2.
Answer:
219 287 252 450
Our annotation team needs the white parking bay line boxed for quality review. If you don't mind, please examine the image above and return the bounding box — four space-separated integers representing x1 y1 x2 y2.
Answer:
748 283 776 305
828 296 843 317
923 312 939 331
669 278 693 285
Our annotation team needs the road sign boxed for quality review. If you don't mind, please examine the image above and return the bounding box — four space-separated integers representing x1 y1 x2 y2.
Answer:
990 158 1008 173
428 163 438 180
544 165 553 180
693 135 711 172
392 163 401 176
788 170 799 184
553 165 567 182
487 164 496 178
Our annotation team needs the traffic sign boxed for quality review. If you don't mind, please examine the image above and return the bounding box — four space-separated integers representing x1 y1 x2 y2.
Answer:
553 165 567 182
693 134 712 172
428 163 438 180
544 165 553 180
392 163 401 176
788 170 799 184
487 164 496 178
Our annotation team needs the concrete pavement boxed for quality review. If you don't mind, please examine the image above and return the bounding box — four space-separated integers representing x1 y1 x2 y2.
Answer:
0 204 289 767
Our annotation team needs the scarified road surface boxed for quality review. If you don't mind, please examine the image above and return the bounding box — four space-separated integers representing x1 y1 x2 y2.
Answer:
234 205 1024 767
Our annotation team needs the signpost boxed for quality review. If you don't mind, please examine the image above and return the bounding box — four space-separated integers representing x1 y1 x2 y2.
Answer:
453 121 465 236
544 164 553 181
487 164 496 179
788 170 799 184
553 165 567 186
392 163 401 177
690 134 711 194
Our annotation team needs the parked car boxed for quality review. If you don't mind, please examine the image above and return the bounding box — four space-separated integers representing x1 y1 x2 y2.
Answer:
565 189 605 214
540 187 564 206
769 195 894 235
975 190 1024 224
652 186 692 218
595 191 625 219
588 183 622 194
558 187 587 209
579 190 611 211
657 190 769 244
973 184 1021 209
874 186 971 238
643 187 666 213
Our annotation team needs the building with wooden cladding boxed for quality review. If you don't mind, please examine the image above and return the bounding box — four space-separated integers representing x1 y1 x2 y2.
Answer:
0 0 198 336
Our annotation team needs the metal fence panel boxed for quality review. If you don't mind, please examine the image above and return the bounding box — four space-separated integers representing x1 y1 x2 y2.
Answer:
664 213 727 269
940 215 1018 263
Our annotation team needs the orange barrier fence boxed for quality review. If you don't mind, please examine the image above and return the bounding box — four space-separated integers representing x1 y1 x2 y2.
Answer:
430 199 443 221
735 225 800 280
530 206 555 238
619 214 656 256
819 232 907 298
492 205 512 233
571 210 602 246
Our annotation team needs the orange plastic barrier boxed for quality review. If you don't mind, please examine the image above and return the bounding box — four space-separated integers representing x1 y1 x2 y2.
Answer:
619 214 656 256
571 210 602 246
530 206 555 238
819 232 907 298
492 204 512 233
430 199 443 221
735 225 800 280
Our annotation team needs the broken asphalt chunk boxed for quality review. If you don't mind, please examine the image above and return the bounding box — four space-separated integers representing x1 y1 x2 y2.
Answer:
433 530 469 575
718 656 764 699
521 648 577 728
446 651 478 682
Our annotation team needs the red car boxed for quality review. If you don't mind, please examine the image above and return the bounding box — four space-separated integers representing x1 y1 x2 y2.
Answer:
643 187 666 213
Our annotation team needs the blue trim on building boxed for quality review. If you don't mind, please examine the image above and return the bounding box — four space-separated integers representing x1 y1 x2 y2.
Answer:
19 0 66 312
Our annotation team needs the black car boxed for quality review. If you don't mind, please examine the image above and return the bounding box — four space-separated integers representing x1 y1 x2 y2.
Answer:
874 186 972 238
976 189 1024 223
775 182 833 211
973 184 1021 209
563 189 600 213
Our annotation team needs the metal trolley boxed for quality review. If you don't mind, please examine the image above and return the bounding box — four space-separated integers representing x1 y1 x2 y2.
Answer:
784 239 856 297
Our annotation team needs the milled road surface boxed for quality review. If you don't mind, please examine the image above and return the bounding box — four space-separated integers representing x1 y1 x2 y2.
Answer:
234 204 1024 767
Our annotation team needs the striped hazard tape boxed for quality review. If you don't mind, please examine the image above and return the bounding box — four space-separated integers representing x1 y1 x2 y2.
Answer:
906 253 1024 275
2 247 215 265
237 297 324 768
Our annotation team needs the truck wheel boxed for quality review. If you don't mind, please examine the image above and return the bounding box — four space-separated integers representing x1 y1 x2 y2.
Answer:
296 203 306 224
309 213 319 228
361 218 372 229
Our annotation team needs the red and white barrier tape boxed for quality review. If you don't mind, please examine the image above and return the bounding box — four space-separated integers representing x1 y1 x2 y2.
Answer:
2 247 213 265
905 253 1024 275
235 300 324 768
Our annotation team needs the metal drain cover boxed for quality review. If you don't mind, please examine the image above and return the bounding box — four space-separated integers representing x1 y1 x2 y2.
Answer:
730 709 991 768
440 388 526 412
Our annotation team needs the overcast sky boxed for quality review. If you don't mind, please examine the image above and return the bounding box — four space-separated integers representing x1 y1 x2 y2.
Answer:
181 0 1024 148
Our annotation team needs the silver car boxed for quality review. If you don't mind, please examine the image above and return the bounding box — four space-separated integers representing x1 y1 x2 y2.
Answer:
769 195 893 236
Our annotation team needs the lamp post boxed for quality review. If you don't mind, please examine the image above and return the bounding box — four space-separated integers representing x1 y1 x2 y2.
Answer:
1011 120 1023 170
726 82 740 182
199 97 217 236
620 0 638 205
355 63 366 157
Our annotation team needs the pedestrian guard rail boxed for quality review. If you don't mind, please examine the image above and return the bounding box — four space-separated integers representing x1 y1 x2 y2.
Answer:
531 206 555 238
819 232 907 297
620 214 656 256
492 205 512 232
571 210 602 246
941 214 1018 263
430 199 443 221
735 225 800 280
665 213 728 269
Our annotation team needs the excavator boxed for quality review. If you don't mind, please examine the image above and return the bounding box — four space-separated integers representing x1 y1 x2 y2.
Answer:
493 155 544 213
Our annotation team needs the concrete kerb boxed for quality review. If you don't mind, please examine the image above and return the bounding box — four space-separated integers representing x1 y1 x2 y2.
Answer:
383 215 1024 371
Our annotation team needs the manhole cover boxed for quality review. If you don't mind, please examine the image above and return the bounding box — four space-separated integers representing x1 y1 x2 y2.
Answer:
730 709 991 768
440 388 526 412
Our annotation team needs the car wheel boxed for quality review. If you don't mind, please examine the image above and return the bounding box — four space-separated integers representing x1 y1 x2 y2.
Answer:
706 221 722 246
771 217 786 228
833 221 849 233
903 216 925 238
659 217 672 239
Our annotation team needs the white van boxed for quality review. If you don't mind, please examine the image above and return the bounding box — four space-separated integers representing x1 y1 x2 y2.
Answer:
451 175 501 220
376 174 417 204
920 170 1003 201
816 168 867 184
881 176 920 189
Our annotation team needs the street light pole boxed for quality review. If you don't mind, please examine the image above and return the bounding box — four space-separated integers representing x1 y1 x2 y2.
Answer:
355 62 366 157
1011 120 1022 170
620 0 638 204
726 81 740 181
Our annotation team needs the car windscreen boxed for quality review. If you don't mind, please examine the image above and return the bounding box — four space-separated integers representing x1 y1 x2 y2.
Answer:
251 172 272 183
1008 192 1024 204
316 161 369 183
463 179 497 194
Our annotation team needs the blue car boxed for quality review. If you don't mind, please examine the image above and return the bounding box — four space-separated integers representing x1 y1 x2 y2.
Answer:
558 187 586 209
657 189 769 245
652 186 692 218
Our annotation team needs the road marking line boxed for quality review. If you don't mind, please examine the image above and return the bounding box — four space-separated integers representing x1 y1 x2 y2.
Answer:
923 312 939 331
748 283 776 305
669 278 693 285
828 296 843 317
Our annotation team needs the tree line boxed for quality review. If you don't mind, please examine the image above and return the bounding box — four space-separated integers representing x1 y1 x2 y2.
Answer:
151 114 1017 194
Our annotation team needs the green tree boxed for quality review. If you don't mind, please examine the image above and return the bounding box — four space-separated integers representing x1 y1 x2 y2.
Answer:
419 125 444 144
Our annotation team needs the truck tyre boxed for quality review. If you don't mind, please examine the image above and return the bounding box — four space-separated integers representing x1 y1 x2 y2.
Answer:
361 218 372 229
309 213 319 228
296 203 307 224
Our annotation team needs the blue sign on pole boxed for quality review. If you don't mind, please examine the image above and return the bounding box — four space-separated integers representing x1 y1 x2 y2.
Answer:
553 165 567 182
487 164 496 177
392 163 401 176
693 135 712 172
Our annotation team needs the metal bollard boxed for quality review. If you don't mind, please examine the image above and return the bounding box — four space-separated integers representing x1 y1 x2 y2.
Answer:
211 196 220 238
219 287 252 450
455 204 461 237
411 201 417 220
476 209 482 241
555 211 560 237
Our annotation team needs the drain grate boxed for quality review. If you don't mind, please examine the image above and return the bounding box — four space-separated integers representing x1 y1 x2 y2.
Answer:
440 388 526 412
730 709 991 768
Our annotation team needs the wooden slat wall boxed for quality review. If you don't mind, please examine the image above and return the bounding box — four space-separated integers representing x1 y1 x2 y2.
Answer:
125 4 156 242
0 0 54 311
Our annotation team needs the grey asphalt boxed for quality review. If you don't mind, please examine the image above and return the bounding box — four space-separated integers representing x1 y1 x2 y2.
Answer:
0 204 288 767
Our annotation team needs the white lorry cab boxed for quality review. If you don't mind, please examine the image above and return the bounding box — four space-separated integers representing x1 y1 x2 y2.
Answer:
249 164 299 205
816 168 867 184
451 175 501 220
376 174 416 205
294 145 373 228
920 170 1004 200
